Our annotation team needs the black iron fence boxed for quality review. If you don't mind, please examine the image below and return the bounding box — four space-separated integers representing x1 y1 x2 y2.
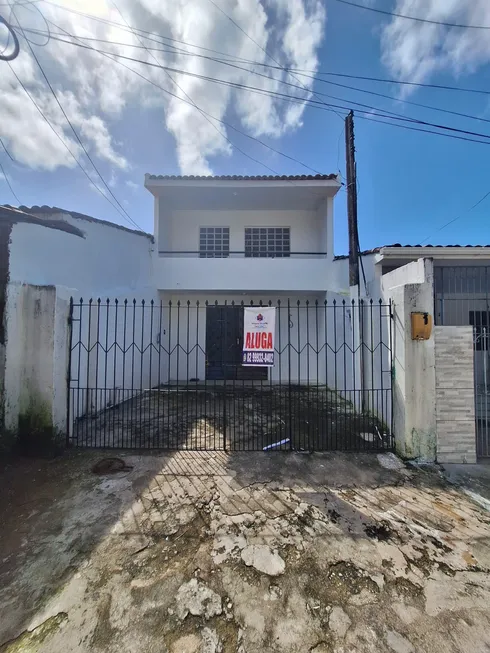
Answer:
68 297 393 452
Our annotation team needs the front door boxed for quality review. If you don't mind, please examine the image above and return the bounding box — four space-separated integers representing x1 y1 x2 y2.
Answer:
205 305 267 380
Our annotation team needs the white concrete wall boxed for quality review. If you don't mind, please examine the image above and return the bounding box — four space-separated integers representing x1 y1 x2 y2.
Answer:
3 215 158 449
156 205 340 292
4 283 66 451
8 214 154 297
381 260 437 460
159 208 329 255
159 292 328 385
154 257 341 293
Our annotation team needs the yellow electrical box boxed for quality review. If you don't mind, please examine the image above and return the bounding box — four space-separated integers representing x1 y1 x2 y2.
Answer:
411 312 432 340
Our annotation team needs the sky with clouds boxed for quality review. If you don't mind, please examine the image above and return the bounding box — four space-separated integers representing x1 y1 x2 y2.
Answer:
1 0 490 252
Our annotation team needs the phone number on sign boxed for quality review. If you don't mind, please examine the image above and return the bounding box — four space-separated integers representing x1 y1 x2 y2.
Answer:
243 351 274 365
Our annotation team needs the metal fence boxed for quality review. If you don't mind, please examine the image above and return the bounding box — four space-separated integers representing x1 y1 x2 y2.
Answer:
67 297 393 452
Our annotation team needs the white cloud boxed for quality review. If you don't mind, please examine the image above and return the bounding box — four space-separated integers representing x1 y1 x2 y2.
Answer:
380 0 490 93
0 0 327 175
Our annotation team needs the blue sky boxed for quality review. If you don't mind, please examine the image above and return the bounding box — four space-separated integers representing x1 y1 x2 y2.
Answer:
1 0 490 256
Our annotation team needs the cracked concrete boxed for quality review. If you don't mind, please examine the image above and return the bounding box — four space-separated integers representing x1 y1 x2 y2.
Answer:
1 451 490 652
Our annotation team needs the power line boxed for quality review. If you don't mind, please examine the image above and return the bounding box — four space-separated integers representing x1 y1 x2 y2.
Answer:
43 18 327 175
314 71 490 96
205 0 345 122
10 7 142 231
334 0 490 30
0 14 20 60
356 113 490 146
420 190 490 244
0 161 21 204
25 32 490 145
7 62 137 224
19 23 490 129
0 136 14 160
40 0 490 97
108 1 286 177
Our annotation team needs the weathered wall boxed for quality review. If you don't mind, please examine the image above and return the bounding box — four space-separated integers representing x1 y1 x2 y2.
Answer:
8 213 154 297
1 213 156 453
382 259 437 460
434 326 477 464
0 221 12 448
3 284 63 453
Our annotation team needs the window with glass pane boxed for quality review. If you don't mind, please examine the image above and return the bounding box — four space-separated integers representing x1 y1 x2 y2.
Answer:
244 227 290 258
199 227 230 258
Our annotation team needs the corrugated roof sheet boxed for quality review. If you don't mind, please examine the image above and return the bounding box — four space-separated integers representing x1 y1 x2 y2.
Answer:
146 173 338 181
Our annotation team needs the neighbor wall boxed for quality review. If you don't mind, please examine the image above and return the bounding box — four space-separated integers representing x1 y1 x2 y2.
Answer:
382 259 437 460
434 326 477 463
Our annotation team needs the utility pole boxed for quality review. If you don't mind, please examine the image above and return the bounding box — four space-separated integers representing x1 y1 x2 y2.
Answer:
345 110 359 289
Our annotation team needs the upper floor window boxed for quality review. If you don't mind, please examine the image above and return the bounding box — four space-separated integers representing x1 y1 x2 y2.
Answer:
200 227 230 258
245 227 290 258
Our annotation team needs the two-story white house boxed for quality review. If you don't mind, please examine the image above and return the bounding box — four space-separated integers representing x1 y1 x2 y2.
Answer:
144 173 346 384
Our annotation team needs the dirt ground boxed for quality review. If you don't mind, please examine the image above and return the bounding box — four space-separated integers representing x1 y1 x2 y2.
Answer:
1 451 490 653
72 385 391 452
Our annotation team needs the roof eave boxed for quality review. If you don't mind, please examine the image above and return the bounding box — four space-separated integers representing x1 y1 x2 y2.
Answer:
144 174 341 192
377 246 490 261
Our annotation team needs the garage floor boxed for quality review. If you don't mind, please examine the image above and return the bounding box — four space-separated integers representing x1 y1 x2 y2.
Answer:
1 451 490 652
71 385 391 452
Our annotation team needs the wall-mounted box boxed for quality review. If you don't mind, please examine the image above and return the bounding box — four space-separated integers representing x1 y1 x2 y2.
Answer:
411 312 432 340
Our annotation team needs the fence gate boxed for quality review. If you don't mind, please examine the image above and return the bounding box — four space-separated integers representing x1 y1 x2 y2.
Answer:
474 328 490 457
67 297 394 452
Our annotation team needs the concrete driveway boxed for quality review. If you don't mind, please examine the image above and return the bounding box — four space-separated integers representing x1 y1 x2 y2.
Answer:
1 451 490 653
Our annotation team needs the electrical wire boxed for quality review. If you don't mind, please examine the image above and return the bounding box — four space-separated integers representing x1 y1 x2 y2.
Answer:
206 0 345 122
18 23 490 130
40 0 490 97
37 31 490 148
333 0 490 30
0 161 21 204
10 7 143 230
21 31 490 145
44 18 327 175
108 1 286 177
355 113 490 146
0 14 19 60
12 0 51 47
420 189 490 244
0 136 14 161
7 62 138 225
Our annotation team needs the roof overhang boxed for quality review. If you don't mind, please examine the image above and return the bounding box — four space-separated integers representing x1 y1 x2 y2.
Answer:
375 246 490 264
144 174 341 211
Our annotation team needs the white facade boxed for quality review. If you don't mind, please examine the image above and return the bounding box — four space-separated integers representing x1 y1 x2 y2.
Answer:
145 175 342 293
8 208 155 297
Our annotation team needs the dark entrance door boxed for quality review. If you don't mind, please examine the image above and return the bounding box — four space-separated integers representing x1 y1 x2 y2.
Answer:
205 305 267 380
